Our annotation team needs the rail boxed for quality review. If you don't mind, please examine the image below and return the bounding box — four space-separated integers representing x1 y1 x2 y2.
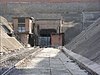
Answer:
1 47 43 75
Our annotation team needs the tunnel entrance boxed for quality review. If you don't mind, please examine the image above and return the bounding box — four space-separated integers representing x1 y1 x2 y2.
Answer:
39 29 57 37
39 29 57 47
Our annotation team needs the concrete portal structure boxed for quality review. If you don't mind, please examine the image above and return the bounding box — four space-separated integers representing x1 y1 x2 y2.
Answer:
0 0 100 46
35 19 60 33
13 17 33 46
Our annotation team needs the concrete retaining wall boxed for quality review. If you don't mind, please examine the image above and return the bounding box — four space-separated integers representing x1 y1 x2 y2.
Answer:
65 18 100 64
0 2 100 21
63 12 100 44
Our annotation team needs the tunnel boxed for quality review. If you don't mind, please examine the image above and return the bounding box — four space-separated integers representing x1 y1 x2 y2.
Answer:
39 29 57 47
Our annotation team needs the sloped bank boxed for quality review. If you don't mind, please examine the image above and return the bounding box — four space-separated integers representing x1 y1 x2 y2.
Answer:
65 18 100 65
0 16 24 53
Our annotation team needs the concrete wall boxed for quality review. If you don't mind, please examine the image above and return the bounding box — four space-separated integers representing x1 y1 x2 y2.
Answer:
63 12 100 44
65 18 100 64
0 2 100 21
13 18 18 33
51 34 63 47
36 20 60 33
0 0 99 3
19 34 29 46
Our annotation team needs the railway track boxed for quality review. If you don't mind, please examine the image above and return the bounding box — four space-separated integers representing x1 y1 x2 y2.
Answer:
0 47 40 69
1 48 89 75
1 47 43 75
1 66 15 75
0 47 39 63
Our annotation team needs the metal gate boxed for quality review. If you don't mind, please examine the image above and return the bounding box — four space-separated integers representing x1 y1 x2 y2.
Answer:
38 37 50 47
